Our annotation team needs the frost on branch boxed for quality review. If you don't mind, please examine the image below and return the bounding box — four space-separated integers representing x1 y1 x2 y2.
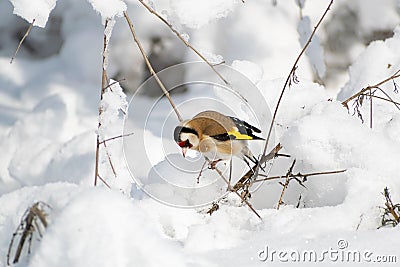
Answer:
98 80 128 142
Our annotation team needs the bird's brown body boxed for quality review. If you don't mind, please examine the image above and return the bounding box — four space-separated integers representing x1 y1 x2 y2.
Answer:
174 110 263 165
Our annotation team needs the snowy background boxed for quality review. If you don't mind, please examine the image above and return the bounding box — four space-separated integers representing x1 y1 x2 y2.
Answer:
1 0 400 266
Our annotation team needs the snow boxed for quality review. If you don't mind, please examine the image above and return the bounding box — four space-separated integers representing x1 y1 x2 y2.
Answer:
87 0 127 23
297 16 326 79
8 0 58 27
1 0 400 266
170 0 238 29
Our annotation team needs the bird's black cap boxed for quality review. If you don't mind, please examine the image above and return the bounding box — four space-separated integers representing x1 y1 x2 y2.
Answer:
173 126 198 142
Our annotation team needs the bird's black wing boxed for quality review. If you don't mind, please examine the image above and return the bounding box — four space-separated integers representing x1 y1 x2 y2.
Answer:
228 116 264 140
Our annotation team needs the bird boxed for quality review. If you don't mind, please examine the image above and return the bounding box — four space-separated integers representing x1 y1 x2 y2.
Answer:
173 110 264 169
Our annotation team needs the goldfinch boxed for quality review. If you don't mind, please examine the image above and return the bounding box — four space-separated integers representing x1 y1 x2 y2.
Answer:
173 110 264 168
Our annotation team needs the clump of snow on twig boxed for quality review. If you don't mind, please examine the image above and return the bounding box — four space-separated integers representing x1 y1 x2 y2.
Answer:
87 0 127 23
98 79 127 142
8 0 57 27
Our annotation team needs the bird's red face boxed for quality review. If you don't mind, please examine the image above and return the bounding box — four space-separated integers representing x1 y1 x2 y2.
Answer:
177 139 193 158
174 126 197 158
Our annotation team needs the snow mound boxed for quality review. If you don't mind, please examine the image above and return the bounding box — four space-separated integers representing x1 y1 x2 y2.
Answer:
29 188 186 267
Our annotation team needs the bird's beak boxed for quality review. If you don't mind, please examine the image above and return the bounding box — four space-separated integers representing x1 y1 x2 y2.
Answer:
182 147 188 158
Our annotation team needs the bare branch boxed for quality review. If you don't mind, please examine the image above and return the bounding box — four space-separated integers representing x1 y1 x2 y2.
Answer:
254 169 347 183
103 141 117 178
233 143 283 192
277 159 296 210
95 20 110 186
10 19 35 64
342 68 400 108
99 132 135 145
358 93 400 110
124 11 183 122
258 0 333 174
205 158 261 219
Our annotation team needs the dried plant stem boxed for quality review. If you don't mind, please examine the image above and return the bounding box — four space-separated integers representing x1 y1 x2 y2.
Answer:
103 142 117 178
375 87 400 110
369 89 373 128
277 160 296 210
254 169 346 183
99 132 135 145
10 19 35 64
136 0 228 85
233 143 282 192
97 174 111 189
206 158 261 219
7 202 50 265
342 69 400 108
359 94 400 109
95 20 110 186
124 11 183 122
258 0 333 173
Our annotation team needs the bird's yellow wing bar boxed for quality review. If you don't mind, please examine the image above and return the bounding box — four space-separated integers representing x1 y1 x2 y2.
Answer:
227 130 253 140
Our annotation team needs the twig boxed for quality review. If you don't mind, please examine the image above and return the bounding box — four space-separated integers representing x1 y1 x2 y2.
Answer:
254 169 347 183
375 87 400 111
103 78 126 91
342 68 400 108
277 160 296 210
257 0 333 174
94 20 110 186
233 143 283 192
383 187 400 223
7 202 50 265
205 158 261 219
358 93 400 109
97 174 111 189
136 0 229 85
103 141 117 178
196 160 208 184
99 132 135 145
369 89 373 128
10 19 35 64
124 11 183 122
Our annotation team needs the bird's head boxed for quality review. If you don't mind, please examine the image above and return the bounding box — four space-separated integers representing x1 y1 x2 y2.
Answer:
173 125 199 157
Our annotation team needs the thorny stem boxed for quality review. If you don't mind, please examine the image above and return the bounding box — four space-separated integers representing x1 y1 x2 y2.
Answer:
254 169 347 183
257 0 333 175
10 19 35 64
136 0 229 85
124 11 183 122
